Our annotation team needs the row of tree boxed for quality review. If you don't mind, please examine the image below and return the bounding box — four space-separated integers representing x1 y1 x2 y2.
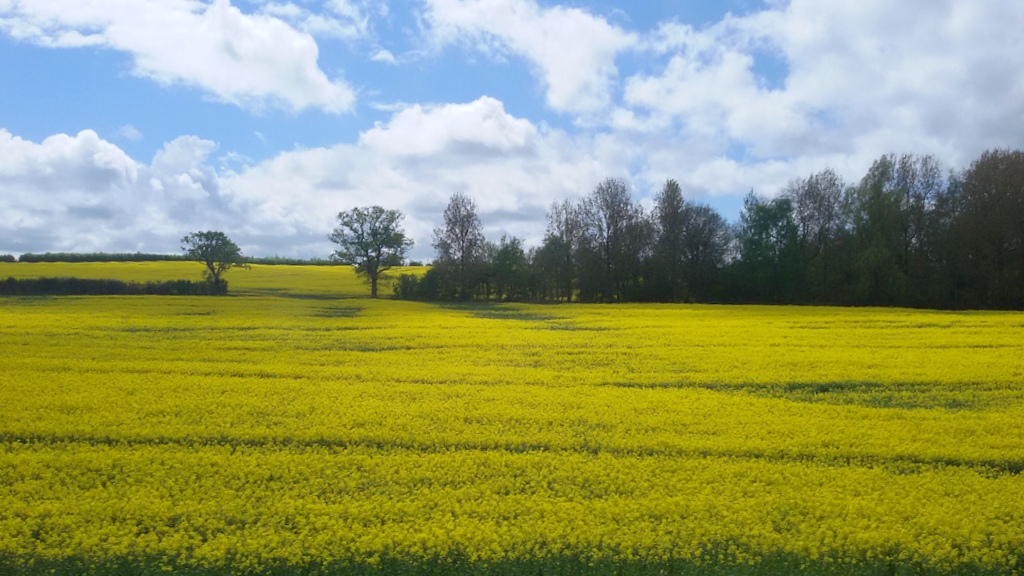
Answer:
0 277 225 296
729 149 1023 309
9 251 337 266
10 148 1017 308
367 149 1022 309
16 252 188 263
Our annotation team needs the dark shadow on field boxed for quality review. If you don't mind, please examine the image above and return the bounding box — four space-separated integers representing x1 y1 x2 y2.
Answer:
437 301 560 322
608 380 1018 412
0 295 57 302
314 305 364 318
236 288 343 300
433 302 609 331
5 431 1023 476
0 551 1009 576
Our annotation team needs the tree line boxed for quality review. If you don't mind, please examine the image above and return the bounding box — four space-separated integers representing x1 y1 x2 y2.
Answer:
4 148 1021 307
0 233 248 296
0 277 225 296
381 149 1023 309
9 252 335 266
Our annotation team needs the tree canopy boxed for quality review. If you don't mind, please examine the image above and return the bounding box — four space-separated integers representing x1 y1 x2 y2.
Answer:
329 206 413 298
180 231 247 292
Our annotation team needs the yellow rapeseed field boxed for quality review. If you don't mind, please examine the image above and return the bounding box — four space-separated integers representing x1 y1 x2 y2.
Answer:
1 262 1023 575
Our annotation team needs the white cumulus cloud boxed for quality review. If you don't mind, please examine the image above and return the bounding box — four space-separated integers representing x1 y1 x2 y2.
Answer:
0 0 356 114
359 96 536 156
421 0 637 115
0 129 247 254
616 0 1024 197
0 99 626 258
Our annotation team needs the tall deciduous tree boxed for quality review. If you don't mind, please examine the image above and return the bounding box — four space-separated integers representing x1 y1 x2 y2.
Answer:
181 230 247 292
329 206 414 298
736 193 800 303
655 179 687 301
955 149 1024 308
491 235 529 302
653 179 731 302
579 178 648 302
849 156 908 305
432 192 486 300
893 154 946 305
678 202 731 301
782 168 850 302
543 199 584 302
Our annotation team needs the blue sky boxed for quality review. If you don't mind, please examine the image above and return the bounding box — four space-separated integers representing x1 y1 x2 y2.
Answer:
2 0 1023 260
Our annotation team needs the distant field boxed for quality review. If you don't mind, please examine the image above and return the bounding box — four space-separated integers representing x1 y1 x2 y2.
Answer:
1 263 1023 575
0 261 426 297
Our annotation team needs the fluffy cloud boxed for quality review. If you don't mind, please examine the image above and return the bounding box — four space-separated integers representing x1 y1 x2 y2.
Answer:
410 1 1024 204
0 129 138 252
359 96 536 156
421 0 636 114
0 129 246 253
370 48 398 64
621 0 1024 186
0 0 355 113
0 99 622 258
754 0 1024 160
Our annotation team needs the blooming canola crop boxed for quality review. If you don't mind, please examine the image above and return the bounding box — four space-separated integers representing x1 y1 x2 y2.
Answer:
1 263 1023 574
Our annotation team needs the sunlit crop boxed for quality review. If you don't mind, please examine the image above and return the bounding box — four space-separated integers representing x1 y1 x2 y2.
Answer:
0 261 421 297
1 262 1023 575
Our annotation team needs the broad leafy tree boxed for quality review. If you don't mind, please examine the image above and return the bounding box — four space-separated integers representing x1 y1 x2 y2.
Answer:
181 230 247 291
329 206 414 298
736 193 800 303
782 168 850 302
490 235 529 302
848 156 909 305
